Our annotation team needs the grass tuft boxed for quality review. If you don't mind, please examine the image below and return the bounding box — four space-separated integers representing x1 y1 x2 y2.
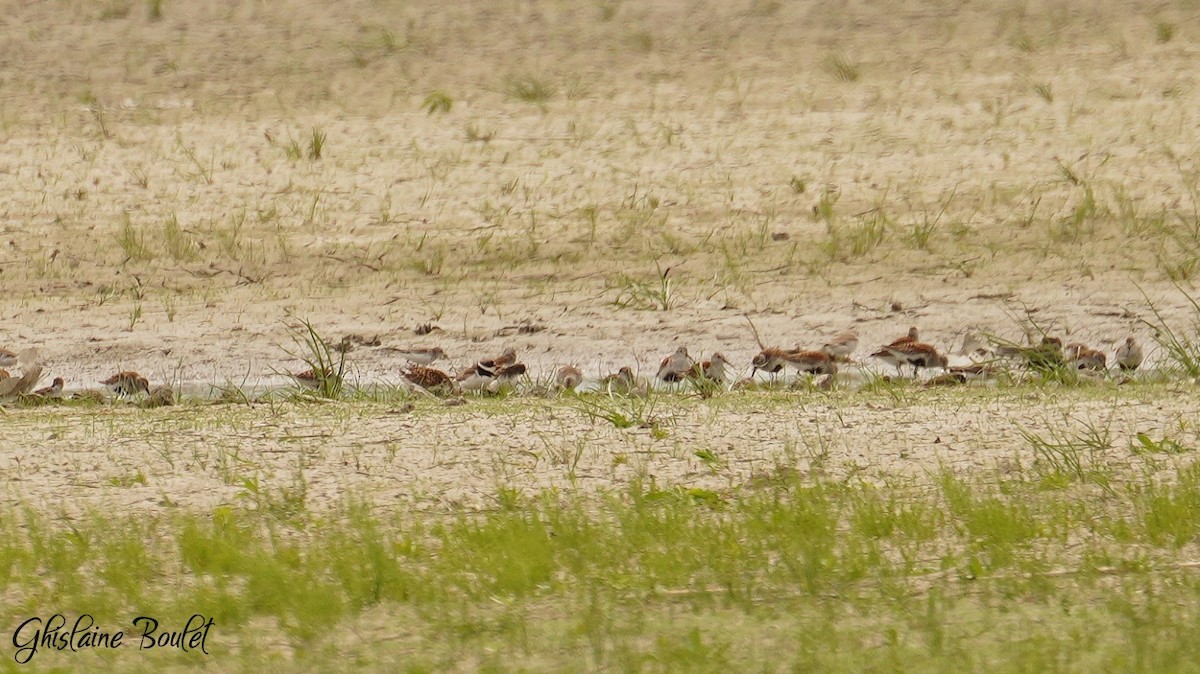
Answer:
822 54 861 82
1139 285 1200 377
117 215 154 262
612 265 676 311
283 318 347 399
1155 19 1175 44
571 389 665 431
506 74 556 104
422 91 453 114
307 127 327 160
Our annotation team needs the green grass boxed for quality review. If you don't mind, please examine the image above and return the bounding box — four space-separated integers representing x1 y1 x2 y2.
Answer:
6 455 1200 671
116 215 153 262
611 265 677 311
307 126 327 160
281 318 347 399
822 53 862 82
1141 284 1200 378
1155 19 1175 44
422 90 453 114
505 74 556 104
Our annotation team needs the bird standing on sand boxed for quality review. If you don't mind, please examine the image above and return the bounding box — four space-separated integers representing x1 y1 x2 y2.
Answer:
656 347 695 383
1115 336 1143 371
821 330 859 362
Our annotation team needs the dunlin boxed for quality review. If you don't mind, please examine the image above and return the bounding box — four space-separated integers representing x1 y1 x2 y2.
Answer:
925 373 968 387
888 327 920 347
873 341 948 377
870 346 906 374
144 385 176 408
555 365 584 390
32 377 64 398
783 350 838 375
1025 336 1065 370
996 336 1064 371
821 330 859 362
389 346 448 365
0 348 16 368
494 362 527 380
948 362 1001 380
692 353 729 382
1065 343 1106 371
958 332 994 359
600 367 637 393
102 371 150 396
477 347 518 374
292 368 330 389
489 362 527 392
656 347 694 383
1115 336 1143 371
750 348 793 377
0 363 43 398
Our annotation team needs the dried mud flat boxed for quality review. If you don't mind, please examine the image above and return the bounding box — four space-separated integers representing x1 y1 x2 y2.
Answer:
3 0 1200 514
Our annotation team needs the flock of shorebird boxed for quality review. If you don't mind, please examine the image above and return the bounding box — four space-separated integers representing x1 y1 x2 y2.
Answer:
0 347 176 406
0 327 1148 404
304 325 1147 397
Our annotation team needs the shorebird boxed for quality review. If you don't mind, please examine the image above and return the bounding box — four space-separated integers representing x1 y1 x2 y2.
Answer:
402 365 457 395
750 348 793 377
1115 336 1143 371
872 341 948 377
0 348 16 368
600 367 637 393
460 363 526 393
494 362 527 380
1065 343 1106 371
888 327 920 348
389 346 448 366
455 347 519 385
476 347 517 375
0 369 8 380
292 369 329 390
958 331 994 359
783 350 838 375
102 371 150 397
948 362 1002 380
821 330 859 362
144 385 176 408
1025 336 1065 370
995 336 1065 371
0 363 43 399
656 347 694 383
925 373 968 387
32 377 64 398
457 358 527 392
554 365 583 390
691 353 729 382
457 369 492 391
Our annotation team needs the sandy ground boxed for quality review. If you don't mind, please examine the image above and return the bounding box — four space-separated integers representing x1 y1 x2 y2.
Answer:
2 0 1200 512
3 386 1197 516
